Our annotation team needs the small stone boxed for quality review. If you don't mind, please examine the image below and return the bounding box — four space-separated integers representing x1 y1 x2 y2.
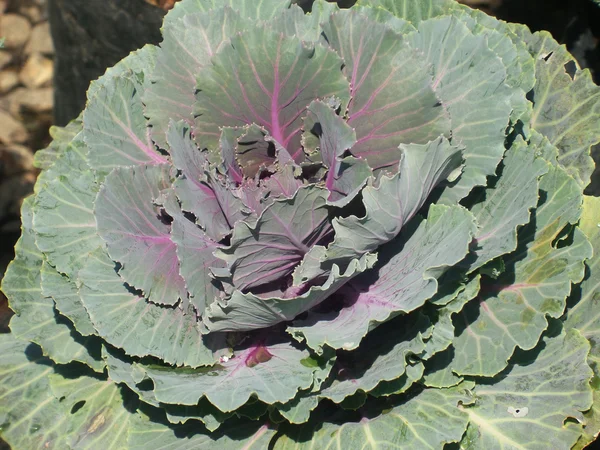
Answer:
0 50 11 70
0 14 32 49
25 22 53 54
0 97 9 113
20 53 53 88
8 87 54 115
18 5 44 24
0 69 19 94
0 110 28 144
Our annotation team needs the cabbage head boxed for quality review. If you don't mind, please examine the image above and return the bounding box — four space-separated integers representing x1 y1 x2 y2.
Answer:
2 0 600 448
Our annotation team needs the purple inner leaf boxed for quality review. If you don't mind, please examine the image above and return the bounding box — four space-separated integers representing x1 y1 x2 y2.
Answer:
94 164 187 306
236 124 278 178
217 186 331 293
193 26 350 157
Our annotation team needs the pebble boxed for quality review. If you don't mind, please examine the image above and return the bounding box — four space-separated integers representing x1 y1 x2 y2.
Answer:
0 109 28 144
18 4 45 24
0 51 10 70
25 22 54 55
19 53 53 88
0 69 19 94
0 14 32 49
8 87 53 115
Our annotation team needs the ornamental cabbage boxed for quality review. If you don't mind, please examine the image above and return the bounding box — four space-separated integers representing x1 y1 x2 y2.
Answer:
2 0 600 448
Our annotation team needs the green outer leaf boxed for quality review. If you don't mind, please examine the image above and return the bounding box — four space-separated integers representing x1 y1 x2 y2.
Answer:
452 164 592 376
34 116 83 172
449 4 535 127
144 7 246 148
104 347 235 432
451 3 535 90
428 268 471 307
526 30 600 188
34 131 90 194
276 351 336 425
369 364 425 399
204 252 376 333
355 0 451 25
94 164 187 306
193 24 350 154
40 262 97 336
48 375 133 450
138 339 318 412
422 350 463 389
0 335 67 449
83 75 167 175
323 10 451 171
422 276 481 388
466 137 549 272
2 198 103 371
32 131 103 279
276 394 319 425
0 336 133 450
423 274 482 359
460 327 593 450
164 0 290 25
87 44 158 100
33 171 101 278
564 196 600 449
274 384 472 449
164 403 233 431
407 16 513 203
572 390 600 450
349 5 415 34
317 313 431 404
529 128 561 163
128 412 276 450
78 247 224 368
289 203 475 353
103 346 160 407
